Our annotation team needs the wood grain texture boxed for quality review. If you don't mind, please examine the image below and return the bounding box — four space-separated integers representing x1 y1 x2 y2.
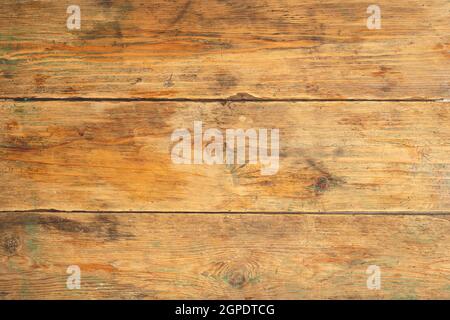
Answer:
0 0 448 99
0 212 449 299
1 100 450 212
1 0 449 302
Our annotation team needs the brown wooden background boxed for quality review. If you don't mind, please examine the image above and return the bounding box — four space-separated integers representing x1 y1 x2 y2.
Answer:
0 0 449 299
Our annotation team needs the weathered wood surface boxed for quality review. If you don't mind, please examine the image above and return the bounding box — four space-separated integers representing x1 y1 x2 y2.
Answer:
0 212 449 299
1 100 450 212
0 0 448 99
1 0 449 301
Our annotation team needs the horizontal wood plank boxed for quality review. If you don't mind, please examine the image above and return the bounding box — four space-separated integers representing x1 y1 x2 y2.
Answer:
0 212 449 299
1 100 450 212
0 0 448 99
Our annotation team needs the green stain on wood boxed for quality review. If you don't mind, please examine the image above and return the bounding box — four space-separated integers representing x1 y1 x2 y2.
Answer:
7 259 21 272
8 104 38 117
24 221 40 257
393 293 418 300
0 34 18 42
388 278 420 300
0 57 18 79
7 260 29 298
0 58 18 65
119 1 134 14
155 267 178 273
0 33 21 77
0 33 17 55
0 43 13 55
11 104 27 115
375 256 399 268
152 240 161 248
20 281 30 299
6 259 29 299
248 275 261 284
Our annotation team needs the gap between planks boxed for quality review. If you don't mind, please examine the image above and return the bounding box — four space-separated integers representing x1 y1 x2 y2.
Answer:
2 210 450 216
0 98 447 103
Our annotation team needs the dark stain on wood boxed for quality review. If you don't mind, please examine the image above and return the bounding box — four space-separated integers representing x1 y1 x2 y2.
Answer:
171 0 193 26
2 235 20 255
227 271 246 288
0 58 18 79
314 176 330 193
0 214 133 241
215 72 238 90
99 0 114 8
306 158 345 195
80 21 123 40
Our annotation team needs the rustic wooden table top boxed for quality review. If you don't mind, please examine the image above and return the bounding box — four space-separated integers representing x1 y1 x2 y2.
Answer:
0 0 449 299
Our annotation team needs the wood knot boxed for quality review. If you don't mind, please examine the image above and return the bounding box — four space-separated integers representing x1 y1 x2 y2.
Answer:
227 272 246 288
203 261 260 289
314 176 330 193
2 235 20 255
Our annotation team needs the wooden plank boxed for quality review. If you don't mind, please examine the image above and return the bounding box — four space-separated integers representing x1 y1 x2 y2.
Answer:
0 212 449 299
1 100 450 212
0 0 448 99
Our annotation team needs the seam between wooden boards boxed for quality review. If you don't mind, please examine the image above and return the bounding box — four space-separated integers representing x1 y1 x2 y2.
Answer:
2 210 450 216
1 98 447 103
